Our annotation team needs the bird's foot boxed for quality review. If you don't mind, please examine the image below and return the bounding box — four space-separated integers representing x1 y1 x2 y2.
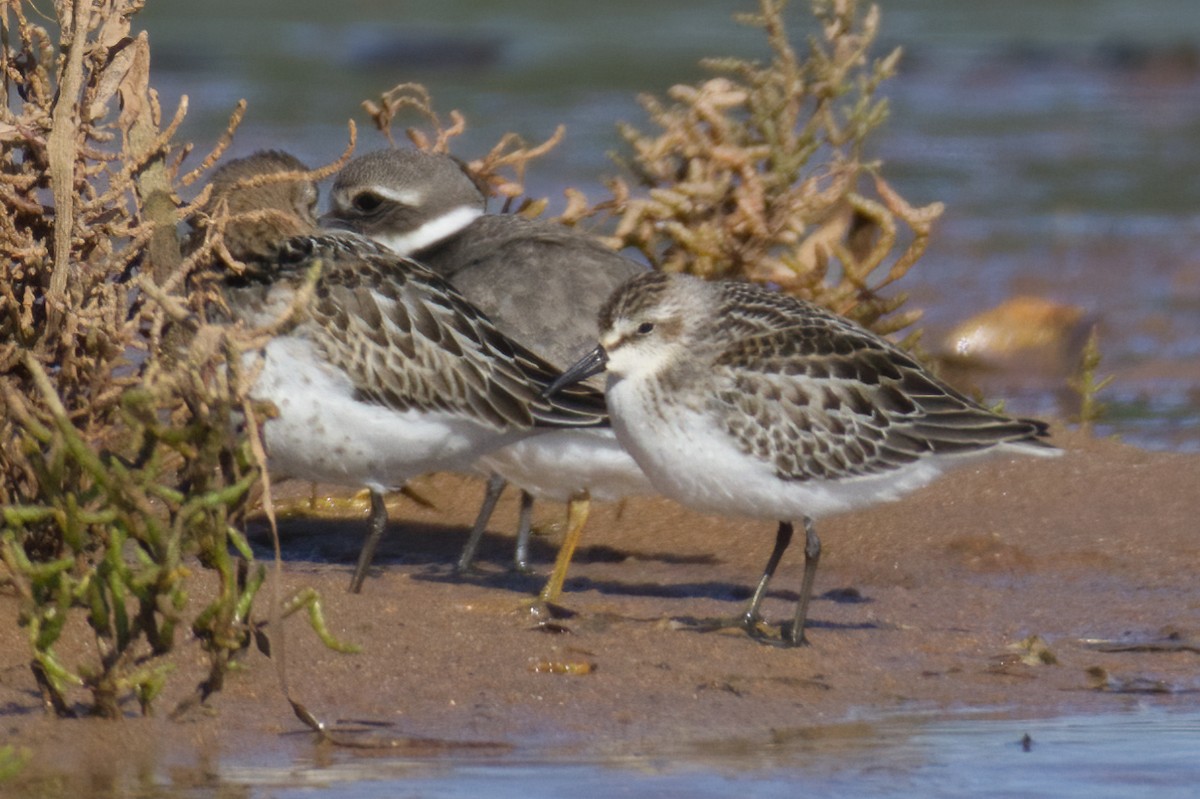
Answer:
522 597 577 625
672 614 809 647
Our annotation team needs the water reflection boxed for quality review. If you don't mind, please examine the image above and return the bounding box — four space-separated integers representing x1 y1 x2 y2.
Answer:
223 708 1200 798
10 707 1196 798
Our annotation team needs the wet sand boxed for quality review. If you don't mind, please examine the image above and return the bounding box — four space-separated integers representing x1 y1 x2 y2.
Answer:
2 428 1198 784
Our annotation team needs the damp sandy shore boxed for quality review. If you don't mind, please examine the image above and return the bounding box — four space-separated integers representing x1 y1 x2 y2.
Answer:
2 428 1198 782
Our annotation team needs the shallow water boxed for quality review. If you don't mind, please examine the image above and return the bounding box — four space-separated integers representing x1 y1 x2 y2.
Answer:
269 709 1200 799
11 705 1198 798
279 708 1200 799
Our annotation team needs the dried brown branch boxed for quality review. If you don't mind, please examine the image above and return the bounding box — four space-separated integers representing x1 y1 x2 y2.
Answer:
0 0 340 717
360 81 565 209
590 0 942 333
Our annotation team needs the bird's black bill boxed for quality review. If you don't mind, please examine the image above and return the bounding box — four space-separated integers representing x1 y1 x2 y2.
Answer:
543 345 607 399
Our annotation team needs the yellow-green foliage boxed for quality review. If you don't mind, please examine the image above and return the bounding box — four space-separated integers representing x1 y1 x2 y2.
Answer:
0 0 323 718
0 745 30 782
1070 326 1112 433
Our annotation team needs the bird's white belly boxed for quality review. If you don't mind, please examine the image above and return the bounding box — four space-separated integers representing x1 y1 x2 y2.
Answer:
607 377 950 522
479 428 654 503
249 336 524 491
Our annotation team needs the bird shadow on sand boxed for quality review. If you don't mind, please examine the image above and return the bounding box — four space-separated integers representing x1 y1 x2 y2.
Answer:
415 558 878 613
244 517 497 566
242 518 877 615
245 517 719 572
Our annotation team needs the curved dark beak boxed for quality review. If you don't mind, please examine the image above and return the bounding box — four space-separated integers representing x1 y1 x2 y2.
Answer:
543 345 607 399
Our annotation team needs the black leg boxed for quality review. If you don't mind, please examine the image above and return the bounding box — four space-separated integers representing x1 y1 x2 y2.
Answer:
513 490 536 573
740 521 794 634
457 473 508 572
785 517 821 646
349 488 388 593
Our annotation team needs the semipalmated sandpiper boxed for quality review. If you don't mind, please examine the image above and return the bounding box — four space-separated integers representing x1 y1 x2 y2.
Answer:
549 271 1060 645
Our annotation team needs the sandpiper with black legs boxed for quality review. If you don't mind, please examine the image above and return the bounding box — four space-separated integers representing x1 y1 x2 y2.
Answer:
547 271 1060 645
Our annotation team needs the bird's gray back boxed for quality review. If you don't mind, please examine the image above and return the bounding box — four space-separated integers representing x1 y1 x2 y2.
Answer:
417 215 646 369
701 281 1056 479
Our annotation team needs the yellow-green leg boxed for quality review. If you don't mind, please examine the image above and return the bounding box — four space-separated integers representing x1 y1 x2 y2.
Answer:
537 490 591 604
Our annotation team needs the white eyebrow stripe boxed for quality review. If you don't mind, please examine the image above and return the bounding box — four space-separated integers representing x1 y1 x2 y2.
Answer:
368 186 425 206
371 205 484 256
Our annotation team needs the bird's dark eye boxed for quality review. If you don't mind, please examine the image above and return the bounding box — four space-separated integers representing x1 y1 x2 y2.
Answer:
352 192 383 213
636 322 655 335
